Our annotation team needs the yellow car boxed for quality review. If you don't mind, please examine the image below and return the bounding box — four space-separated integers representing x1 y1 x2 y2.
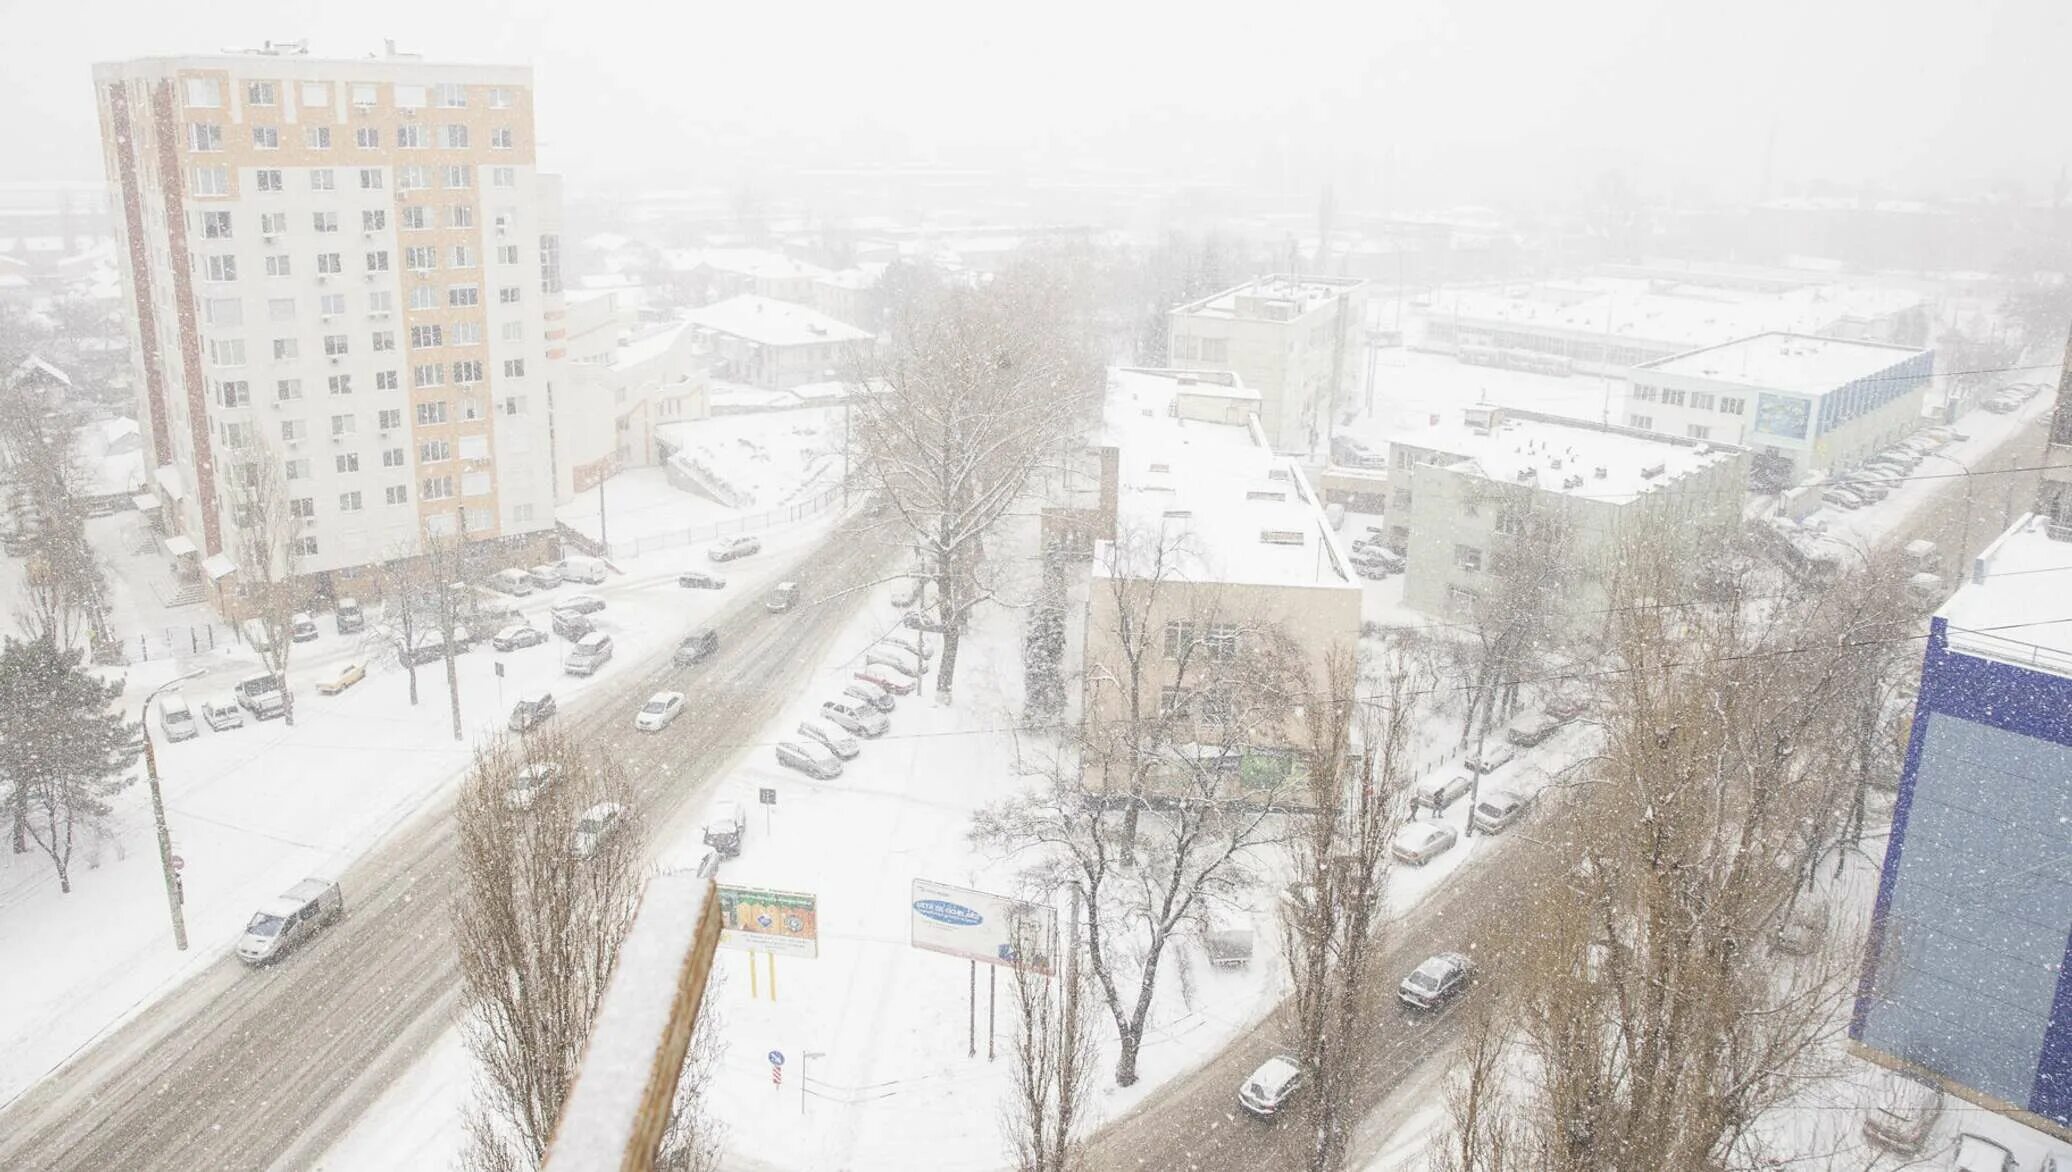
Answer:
316 662 366 695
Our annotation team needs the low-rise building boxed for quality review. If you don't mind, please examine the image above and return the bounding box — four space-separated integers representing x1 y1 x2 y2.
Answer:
683 294 873 391
1625 332 1933 483
1167 275 1369 457
553 321 709 502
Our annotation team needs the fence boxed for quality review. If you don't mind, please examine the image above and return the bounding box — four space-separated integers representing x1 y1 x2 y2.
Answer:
97 622 232 665
598 486 843 560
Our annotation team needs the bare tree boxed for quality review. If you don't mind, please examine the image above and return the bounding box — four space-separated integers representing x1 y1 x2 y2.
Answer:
223 437 306 725
850 258 1100 702
1 367 109 651
1427 997 1528 1172
371 523 475 738
1000 911 1095 1172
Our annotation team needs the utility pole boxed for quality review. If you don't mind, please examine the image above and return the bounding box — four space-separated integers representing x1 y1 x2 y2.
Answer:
140 668 204 950
597 454 610 551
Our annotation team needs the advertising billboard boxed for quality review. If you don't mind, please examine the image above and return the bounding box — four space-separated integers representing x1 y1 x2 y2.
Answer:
909 879 1057 976
716 885 819 958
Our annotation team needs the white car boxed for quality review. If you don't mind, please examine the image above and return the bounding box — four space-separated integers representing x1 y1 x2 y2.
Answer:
707 535 762 562
775 739 843 779
1392 821 1459 865
1463 744 1514 774
797 718 859 760
570 802 626 860
1237 1055 1305 1117
635 690 687 732
504 762 564 810
201 696 245 731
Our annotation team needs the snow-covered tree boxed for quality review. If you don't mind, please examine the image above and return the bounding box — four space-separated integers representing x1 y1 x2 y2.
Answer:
223 437 305 725
0 637 138 892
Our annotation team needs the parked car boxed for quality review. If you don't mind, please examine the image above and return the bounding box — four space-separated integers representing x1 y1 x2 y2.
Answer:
1463 744 1514 774
493 623 548 651
158 691 199 742
797 718 859 760
856 665 918 696
564 632 614 676
1545 694 1587 721
235 673 289 720
315 662 366 695
551 609 596 642
236 878 344 965
775 739 843 779
677 570 727 590
766 581 800 613
1506 713 1563 747
635 690 687 732
675 626 720 666
335 597 365 634
1392 821 1459 865
1950 1134 2019 1172
1410 773 1474 813
558 593 607 616
504 762 565 810
707 535 762 562
1237 1056 1305 1118
1470 788 1532 834
903 609 947 633
290 612 319 643
399 632 469 668
508 691 557 732
703 800 746 857
843 677 895 712
488 567 535 596
821 697 889 738
866 644 924 678
201 696 245 732
569 803 626 860
527 564 564 590
889 577 922 608
883 629 935 663
1771 900 1828 956
1398 952 1474 1009
557 555 609 585
1861 1071 1942 1155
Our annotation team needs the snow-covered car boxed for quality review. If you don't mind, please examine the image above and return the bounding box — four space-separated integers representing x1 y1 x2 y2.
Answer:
1505 713 1564 747
842 677 895 712
1391 821 1459 866
634 690 687 732
1770 900 1828 956
488 567 535 596
569 802 626 860
526 564 563 590
703 800 746 857
509 691 557 732
235 673 289 720
820 697 889 738
677 570 727 590
866 644 924 678
1951 1134 2019 1172
1410 773 1474 813
557 593 606 616
493 623 547 651
1861 1071 1942 1154
707 535 762 562
797 718 859 760
674 627 720 666
551 609 596 641
290 612 319 643
883 630 935 663
774 739 843 779
335 598 365 633
1470 788 1531 834
902 609 947 633
766 582 800 613
235 878 343 965
889 577 921 608
201 696 245 731
1399 952 1474 1009
855 665 918 696
1237 1056 1304 1117
1463 744 1514 774
315 662 366 695
504 762 565 810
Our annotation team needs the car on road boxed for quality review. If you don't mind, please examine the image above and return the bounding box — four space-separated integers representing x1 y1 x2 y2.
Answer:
290 612 319 643
201 696 245 732
569 803 626 860
677 570 727 590
856 665 918 695
1861 1070 1942 1155
1392 821 1459 866
1469 788 1531 834
488 567 536 596
843 677 895 712
158 692 198 742
551 608 596 641
235 672 289 720
526 564 564 590
1950 1134 2019 1172
707 535 762 562
703 800 746 857
564 631 614 675
766 582 800 613
505 762 565 810
236 878 344 965
557 593 607 616
1410 773 1474 814
335 597 365 634
1463 744 1514 774
775 739 843 779
493 623 548 651
315 662 366 695
798 718 859 760
1237 1056 1305 1118
509 691 557 732
675 626 720 666
635 690 687 732
1399 952 1474 1009
821 696 889 738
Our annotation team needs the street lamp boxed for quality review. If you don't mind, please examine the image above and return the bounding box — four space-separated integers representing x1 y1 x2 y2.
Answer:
1922 451 1974 579
139 667 205 951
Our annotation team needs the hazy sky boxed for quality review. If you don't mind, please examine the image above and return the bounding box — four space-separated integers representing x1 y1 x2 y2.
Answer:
4 0 2067 207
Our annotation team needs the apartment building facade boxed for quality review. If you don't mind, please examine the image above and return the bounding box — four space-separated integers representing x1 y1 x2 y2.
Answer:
94 43 562 593
1166 275 1369 457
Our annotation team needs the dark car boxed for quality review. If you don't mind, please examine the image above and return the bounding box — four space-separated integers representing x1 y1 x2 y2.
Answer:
557 593 607 616
551 609 596 641
509 691 557 732
674 626 720 666
677 570 727 590
1399 952 1474 1009
335 598 365 634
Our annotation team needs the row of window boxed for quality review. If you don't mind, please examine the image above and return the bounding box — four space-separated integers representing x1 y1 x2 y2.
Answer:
1170 334 1230 364
186 77 516 112
1629 385 1747 415
1159 620 1242 661
209 355 527 399
200 205 517 237
200 248 525 292
189 121 514 152
213 379 530 419
1622 414 1714 441
191 163 519 197
199 292 526 335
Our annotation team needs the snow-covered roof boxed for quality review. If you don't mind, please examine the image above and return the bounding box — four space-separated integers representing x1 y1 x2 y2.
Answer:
816 263 886 291
1938 514 2072 675
12 354 72 388
203 554 236 580
97 416 140 445
1173 275 1366 321
675 248 830 283
1640 333 1930 396
1392 406 1741 505
684 294 872 348
1424 277 1925 351
153 465 186 500
610 323 689 372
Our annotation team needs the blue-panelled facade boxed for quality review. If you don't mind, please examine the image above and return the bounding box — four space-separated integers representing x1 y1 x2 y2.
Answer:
1815 349 1935 434
1852 618 2072 1129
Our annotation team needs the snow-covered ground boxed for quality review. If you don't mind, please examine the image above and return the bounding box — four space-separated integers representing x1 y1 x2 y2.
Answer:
1346 347 1622 449
0 511 837 1110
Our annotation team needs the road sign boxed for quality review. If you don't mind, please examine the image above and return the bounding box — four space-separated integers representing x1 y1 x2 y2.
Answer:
768 1050 785 1067
494 661 505 678
170 855 185 873
759 787 776 806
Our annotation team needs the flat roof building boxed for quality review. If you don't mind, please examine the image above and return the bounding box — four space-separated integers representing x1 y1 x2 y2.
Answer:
1167 275 1369 457
683 294 872 391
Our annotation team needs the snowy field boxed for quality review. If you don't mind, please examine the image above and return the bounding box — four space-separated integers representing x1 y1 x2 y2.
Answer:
1345 348 1622 448
0 510 838 1110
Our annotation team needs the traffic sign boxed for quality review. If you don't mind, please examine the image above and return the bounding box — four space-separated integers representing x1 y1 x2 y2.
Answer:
759 787 776 806
170 855 185 873
494 661 505 678
768 1050 785 1067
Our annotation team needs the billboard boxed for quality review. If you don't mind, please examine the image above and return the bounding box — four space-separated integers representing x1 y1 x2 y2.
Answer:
716 885 819 958
909 879 1057 976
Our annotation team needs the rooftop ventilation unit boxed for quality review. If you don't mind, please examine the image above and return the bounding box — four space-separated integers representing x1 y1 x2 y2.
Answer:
1639 463 1666 480
1594 466 1609 479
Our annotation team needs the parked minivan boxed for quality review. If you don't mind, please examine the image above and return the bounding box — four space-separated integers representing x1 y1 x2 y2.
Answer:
158 691 198 742
821 696 889 738
564 631 614 676
558 555 609 585
488 567 535 596
335 597 365 634
236 877 344 965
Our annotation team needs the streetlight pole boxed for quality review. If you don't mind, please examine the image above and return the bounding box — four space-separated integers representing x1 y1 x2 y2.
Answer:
1924 451 1974 579
140 667 204 951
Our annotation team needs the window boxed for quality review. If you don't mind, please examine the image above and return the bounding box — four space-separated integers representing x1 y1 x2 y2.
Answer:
246 81 277 106
451 244 475 268
503 395 527 415
400 205 428 230
490 127 513 150
414 364 446 388
448 204 474 228
203 296 242 326
394 83 426 109
188 122 223 151
1447 585 1479 613
1204 623 1240 661
276 378 302 401
1626 413 1654 430
250 125 279 150
308 170 335 192
1200 687 1236 724
319 292 346 316
495 243 519 265
330 413 356 437
313 211 338 233
405 245 438 271
371 330 396 352
448 284 480 307
328 374 353 396
1660 388 1687 407
366 250 390 272
285 458 310 480
184 78 221 107
462 476 491 500
420 438 452 462
1199 337 1229 363
491 166 515 188
382 447 406 468
1719 396 1746 415
416 400 448 424
1687 424 1712 440
434 82 467 108
442 124 469 149
1455 544 1484 572
1630 385 1659 402
421 476 454 500
453 360 483 384
319 334 346 358
255 169 284 192
208 338 246 366
217 379 250 407
451 321 482 345
513 503 535 523
1690 391 1716 411
376 408 402 430
399 165 430 191
264 254 292 277
289 497 315 519
259 211 287 235
1494 509 1526 537
385 484 409 505
1157 686 1187 719
409 286 437 310
358 168 383 190
300 82 330 107
292 536 319 558
367 290 394 315
338 491 362 512
316 252 342 275
355 126 379 149
200 210 233 239
352 82 379 107
204 254 238 282
442 165 473 189
502 358 526 378
410 324 444 348
375 370 399 391
498 286 521 304
267 297 296 322
192 166 229 196
222 420 255 448
500 321 522 342
395 124 425 149
280 418 305 441
460 397 483 421
489 87 514 108
304 126 331 150
1163 620 1196 658
271 338 298 360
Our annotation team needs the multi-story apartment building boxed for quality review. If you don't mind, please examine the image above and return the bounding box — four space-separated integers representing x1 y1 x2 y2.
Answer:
1166 275 1369 457
94 42 562 595
1624 332 1932 484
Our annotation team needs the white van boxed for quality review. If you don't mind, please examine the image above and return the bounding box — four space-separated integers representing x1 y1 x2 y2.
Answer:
236 877 344 965
558 555 609 585
564 631 614 676
158 691 198 742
